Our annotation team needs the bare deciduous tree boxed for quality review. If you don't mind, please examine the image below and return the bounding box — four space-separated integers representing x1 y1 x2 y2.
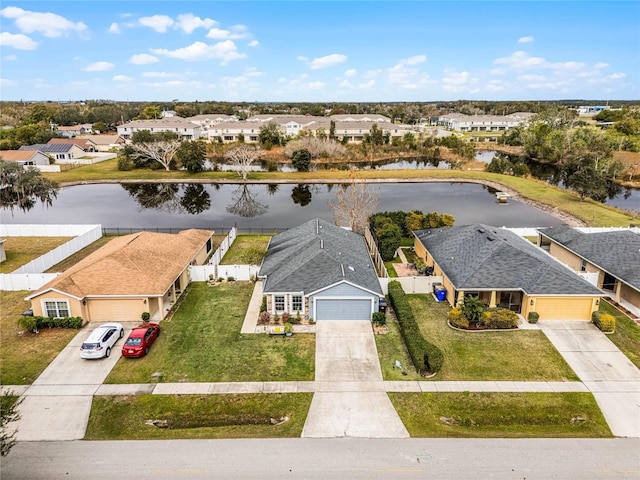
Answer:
226 185 268 218
130 140 182 171
224 145 262 180
329 180 379 234
284 137 347 159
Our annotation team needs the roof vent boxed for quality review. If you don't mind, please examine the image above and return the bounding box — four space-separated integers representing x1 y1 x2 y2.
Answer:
320 239 324 249
487 235 495 241
478 228 486 233
341 264 345 277
348 265 355 272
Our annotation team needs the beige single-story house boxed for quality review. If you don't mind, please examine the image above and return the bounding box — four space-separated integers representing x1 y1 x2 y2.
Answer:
414 224 603 321
0 150 51 166
258 218 383 321
48 138 97 152
19 143 86 163
81 134 125 151
26 229 214 323
538 227 640 316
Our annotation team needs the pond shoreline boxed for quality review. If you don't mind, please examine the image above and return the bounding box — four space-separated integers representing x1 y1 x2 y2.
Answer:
59 177 588 227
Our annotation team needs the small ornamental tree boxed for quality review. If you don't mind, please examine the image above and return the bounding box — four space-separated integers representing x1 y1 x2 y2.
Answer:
460 296 486 324
292 149 312 172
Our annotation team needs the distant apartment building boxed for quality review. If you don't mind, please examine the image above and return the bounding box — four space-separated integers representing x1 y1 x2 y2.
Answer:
117 118 202 141
438 112 535 132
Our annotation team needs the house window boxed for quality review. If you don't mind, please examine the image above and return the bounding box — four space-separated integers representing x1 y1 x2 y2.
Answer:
43 300 70 318
274 296 285 312
580 259 587 272
291 295 303 312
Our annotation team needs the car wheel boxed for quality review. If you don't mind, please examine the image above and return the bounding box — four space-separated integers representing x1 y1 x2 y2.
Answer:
105 347 111 358
145 346 149 356
119 329 124 338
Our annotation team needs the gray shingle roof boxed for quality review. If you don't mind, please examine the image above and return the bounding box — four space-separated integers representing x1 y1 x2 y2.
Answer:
19 143 74 153
539 226 640 290
415 224 602 295
259 218 382 296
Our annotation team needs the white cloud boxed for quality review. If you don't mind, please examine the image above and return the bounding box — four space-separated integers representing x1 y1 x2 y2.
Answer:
358 80 375 89
248 40 259 47
139 15 174 33
113 75 132 82
442 68 478 92
129 53 159 65
142 71 176 78
344 69 357 77
151 40 246 64
339 79 353 88
0 6 86 38
388 55 428 87
83 61 114 72
3 54 17 61
0 78 17 87
494 50 546 69
140 80 204 89
554 61 585 70
108 22 120 34
297 56 308 62
307 81 325 89
0 31 37 50
594 62 609 69
490 68 506 75
309 54 347 70
518 74 546 82
485 79 507 92
609 72 626 79
245 67 263 77
518 36 534 43
176 13 216 34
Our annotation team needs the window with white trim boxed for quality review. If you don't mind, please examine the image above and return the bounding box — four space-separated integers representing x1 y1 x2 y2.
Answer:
580 259 587 272
43 300 70 318
291 295 303 312
274 295 285 312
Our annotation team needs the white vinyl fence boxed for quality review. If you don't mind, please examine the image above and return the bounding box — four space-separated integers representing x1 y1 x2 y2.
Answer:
378 276 443 295
189 264 260 282
0 224 102 290
208 227 237 266
0 273 59 291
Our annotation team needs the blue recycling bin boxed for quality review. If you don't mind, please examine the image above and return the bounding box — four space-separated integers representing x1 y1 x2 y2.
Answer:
434 286 447 302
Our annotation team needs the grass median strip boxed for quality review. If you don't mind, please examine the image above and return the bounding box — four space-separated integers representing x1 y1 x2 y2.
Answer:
389 392 612 438
85 393 313 440
105 282 315 383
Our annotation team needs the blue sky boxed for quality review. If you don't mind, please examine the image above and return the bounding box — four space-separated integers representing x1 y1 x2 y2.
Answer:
1 1 638 102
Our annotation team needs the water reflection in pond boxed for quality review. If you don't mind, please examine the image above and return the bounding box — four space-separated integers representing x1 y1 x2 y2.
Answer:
1 182 568 230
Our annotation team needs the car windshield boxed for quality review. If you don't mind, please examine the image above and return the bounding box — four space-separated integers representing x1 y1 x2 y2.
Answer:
125 338 142 346
81 343 99 350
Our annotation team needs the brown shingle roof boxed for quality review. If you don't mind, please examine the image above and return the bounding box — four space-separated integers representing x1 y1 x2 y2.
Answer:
29 229 213 298
0 150 40 161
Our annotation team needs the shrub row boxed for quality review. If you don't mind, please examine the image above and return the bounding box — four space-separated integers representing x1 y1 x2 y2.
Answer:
19 316 84 332
592 311 616 333
371 311 386 326
479 308 519 329
447 306 469 329
387 281 443 375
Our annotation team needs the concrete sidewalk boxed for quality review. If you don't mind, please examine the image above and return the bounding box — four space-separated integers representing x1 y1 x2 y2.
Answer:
539 321 640 438
240 280 263 333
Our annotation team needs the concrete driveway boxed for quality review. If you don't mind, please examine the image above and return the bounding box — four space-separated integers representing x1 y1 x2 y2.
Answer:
15 322 135 441
540 321 640 438
302 320 409 438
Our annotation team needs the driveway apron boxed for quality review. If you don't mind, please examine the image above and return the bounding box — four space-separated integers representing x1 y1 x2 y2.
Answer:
302 320 409 438
539 321 640 438
15 323 134 441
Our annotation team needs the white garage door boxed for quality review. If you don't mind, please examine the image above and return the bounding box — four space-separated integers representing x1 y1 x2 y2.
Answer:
315 299 372 321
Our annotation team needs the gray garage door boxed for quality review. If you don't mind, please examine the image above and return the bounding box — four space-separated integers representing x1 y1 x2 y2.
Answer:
315 299 372 321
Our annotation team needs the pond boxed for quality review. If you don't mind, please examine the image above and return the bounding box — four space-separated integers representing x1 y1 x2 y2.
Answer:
1 182 567 231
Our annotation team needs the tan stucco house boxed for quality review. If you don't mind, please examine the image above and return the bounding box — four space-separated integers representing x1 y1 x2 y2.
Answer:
414 224 603 321
27 229 214 322
538 227 640 315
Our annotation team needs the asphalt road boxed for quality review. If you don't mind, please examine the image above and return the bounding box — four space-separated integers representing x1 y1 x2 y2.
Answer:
2 438 639 479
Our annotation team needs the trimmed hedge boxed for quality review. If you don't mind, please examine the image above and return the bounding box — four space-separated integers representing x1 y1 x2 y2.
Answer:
527 311 540 324
592 312 616 333
372 311 386 325
479 308 519 329
388 281 443 375
18 316 83 333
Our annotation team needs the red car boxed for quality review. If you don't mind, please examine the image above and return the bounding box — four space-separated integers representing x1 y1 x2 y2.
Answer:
121 323 160 357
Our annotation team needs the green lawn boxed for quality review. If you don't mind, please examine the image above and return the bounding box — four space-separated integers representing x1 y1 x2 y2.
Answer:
599 301 640 369
375 310 422 380
220 235 271 265
0 237 73 273
389 392 612 438
85 393 312 440
0 290 79 384
395 294 578 381
105 282 315 383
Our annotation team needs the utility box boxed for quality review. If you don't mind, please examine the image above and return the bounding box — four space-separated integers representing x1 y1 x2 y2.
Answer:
379 299 387 313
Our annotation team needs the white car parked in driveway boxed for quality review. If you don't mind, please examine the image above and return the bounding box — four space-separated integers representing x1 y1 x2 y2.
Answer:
80 322 125 359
